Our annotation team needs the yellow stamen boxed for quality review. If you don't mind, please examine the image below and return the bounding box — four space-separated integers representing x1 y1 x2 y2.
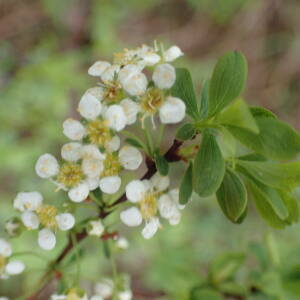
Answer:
66 289 82 300
139 193 158 220
87 119 112 146
101 153 121 177
140 88 164 115
57 163 83 188
36 205 58 229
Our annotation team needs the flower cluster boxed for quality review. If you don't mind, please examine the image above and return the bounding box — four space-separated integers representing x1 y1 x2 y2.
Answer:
0 238 25 279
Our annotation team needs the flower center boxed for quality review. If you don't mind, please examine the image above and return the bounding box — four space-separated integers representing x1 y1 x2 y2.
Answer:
101 153 121 177
139 193 158 220
66 289 82 300
87 119 112 146
36 205 58 229
103 81 124 103
141 88 164 114
0 255 6 274
57 163 83 188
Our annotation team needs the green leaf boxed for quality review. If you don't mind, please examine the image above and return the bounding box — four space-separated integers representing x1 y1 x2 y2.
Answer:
217 98 259 133
179 162 193 205
218 127 236 158
199 80 209 120
237 160 300 190
190 288 222 300
208 51 248 116
210 252 245 284
279 191 299 224
125 137 144 149
193 130 225 197
171 68 199 120
218 282 247 296
176 123 196 141
227 116 300 160
250 106 277 119
216 168 248 222
154 150 169 176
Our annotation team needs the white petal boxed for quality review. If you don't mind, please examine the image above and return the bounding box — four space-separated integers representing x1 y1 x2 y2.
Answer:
125 180 145 203
119 146 143 170
81 144 105 160
169 188 185 210
159 96 186 124
120 98 140 125
0 297 9 300
120 207 143 227
151 173 170 192
82 158 103 178
86 177 99 191
142 218 160 239
78 91 102 120
104 105 127 132
169 209 181 225
121 72 148 96
51 295 66 300
21 211 40 229
158 194 177 219
106 135 120 152
101 65 120 82
153 63 176 89
0 239 12 257
117 290 133 300
94 278 114 298
35 154 59 178
5 260 25 275
164 46 183 62
88 220 104 237
88 61 110 77
116 237 129 249
118 64 140 82
68 183 89 202
63 118 86 141
90 296 104 300
141 52 161 66
56 213 75 231
38 229 56 250
61 142 82 162
99 176 121 194
14 191 43 212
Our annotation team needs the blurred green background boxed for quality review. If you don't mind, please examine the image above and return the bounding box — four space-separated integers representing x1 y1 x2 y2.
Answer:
1 0 300 299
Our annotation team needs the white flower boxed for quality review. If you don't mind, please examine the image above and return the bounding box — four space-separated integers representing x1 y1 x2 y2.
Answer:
99 176 121 194
78 90 102 120
61 142 82 162
120 98 140 125
38 228 56 250
158 194 178 219
35 154 59 178
90 296 104 300
0 239 12 257
125 180 145 203
81 144 105 160
106 135 120 152
21 211 40 229
118 146 143 170
94 278 114 298
118 290 132 300
142 217 160 239
101 65 120 82
82 158 104 178
56 213 75 231
116 237 129 249
120 207 143 227
88 220 104 237
68 183 90 203
88 61 111 77
51 289 88 300
152 63 176 89
63 118 86 141
159 96 186 124
5 260 25 275
0 297 9 300
140 52 160 66
104 105 127 132
164 46 183 62
14 191 43 212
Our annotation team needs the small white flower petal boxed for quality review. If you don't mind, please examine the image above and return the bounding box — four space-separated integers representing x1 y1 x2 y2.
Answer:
68 183 89 202
164 46 183 62
81 144 105 160
86 177 99 191
38 229 56 250
141 52 161 66
169 209 181 225
61 142 82 162
151 173 170 192
142 218 160 239
158 194 177 219
169 188 185 210
78 91 102 120
159 96 186 124
5 260 25 275
104 105 127 132
88 61 111 77
35 154 59 178
56 213 75 231
94 278 114 298
120 207 143 227
125 180 145 203
116 237 129 249
153 63 176 89
121 72 148 96
88 220 104 237
82 158 103 179
118 64 141 82
106 135 120 152
101 65 120 82
117 290 133 300
120 98 140 125
0 239 12 257
14 191 43 212
99 176 121 194
90 296 104 300
63 118 86 141
119 146 143 170
21 211 40 230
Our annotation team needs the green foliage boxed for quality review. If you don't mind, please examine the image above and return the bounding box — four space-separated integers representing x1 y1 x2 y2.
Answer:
208 51 248 117
176 123 196 141
198 80 209 120
179 162 193 205
193 130 225 197
154 150 169 176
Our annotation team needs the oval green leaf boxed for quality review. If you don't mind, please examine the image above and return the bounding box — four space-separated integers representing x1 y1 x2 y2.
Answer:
179 162 193 205
176 123 196 141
